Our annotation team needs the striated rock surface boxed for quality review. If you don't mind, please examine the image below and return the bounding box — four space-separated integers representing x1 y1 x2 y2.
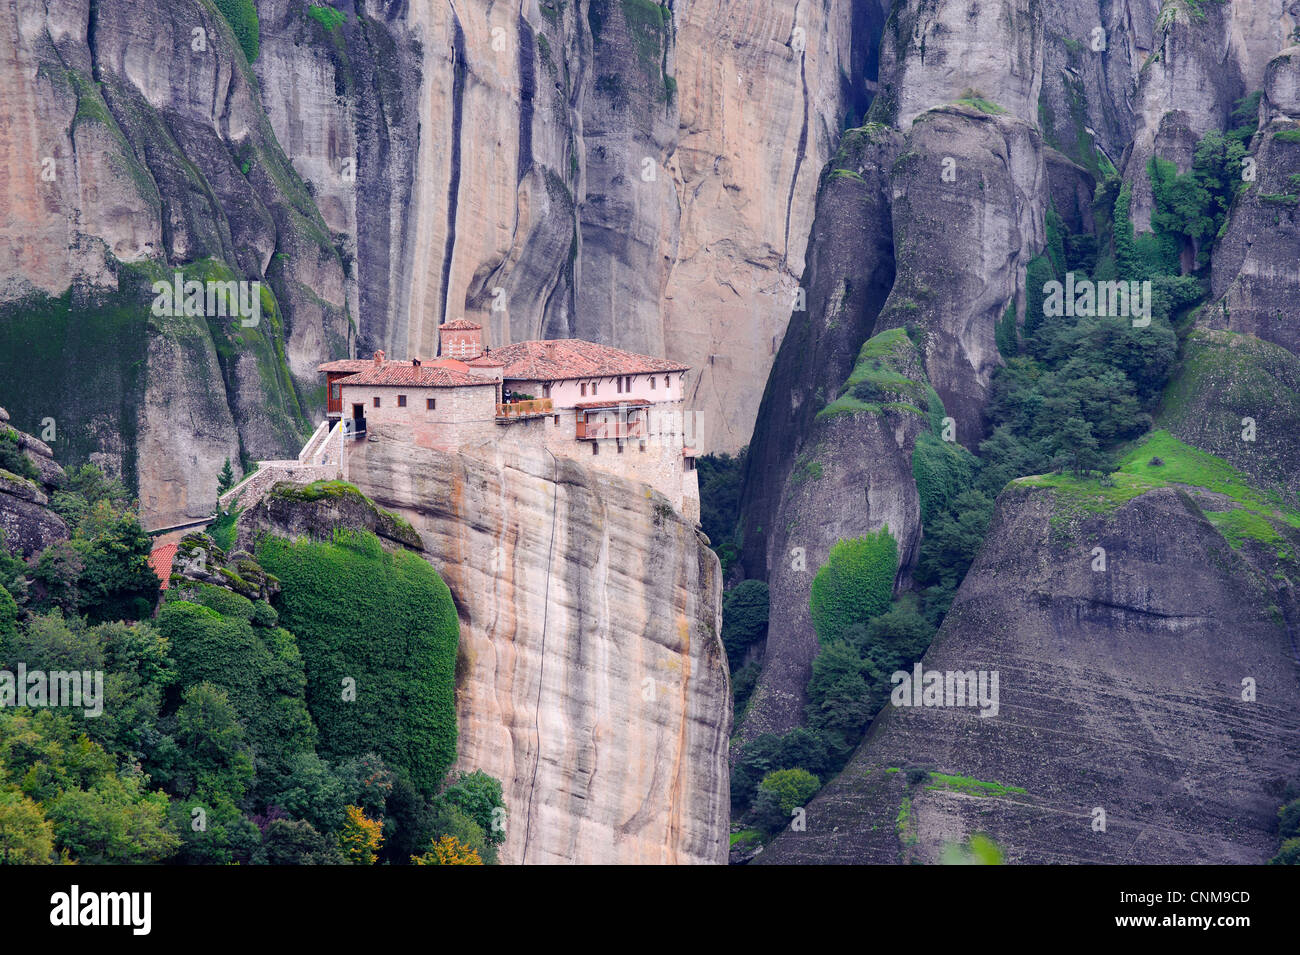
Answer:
346 426 730 864
758 482 1300 864
740 123 902 581
384 0 885 453
1038 0 1159 175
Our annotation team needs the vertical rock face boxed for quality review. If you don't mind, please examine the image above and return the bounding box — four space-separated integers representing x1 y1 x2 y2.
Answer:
1038 0 1159 175
347 429 730 864
0 0 350 527
347 0 884 452
740 123 902 581
758 484 1300 864
1124 0 1300 232
253 0 424 359
1208 48 1300 354
875 0 1044 129
876 106 1046 446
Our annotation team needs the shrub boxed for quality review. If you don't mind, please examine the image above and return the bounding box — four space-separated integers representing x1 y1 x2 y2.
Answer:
256 530 459 794
438 770 506 847
755 768 821 830
306 4 346 32
0 431 37 482
809 529 898 645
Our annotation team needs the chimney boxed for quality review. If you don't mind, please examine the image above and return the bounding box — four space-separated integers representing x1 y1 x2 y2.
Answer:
373 349 385 368
438 321 483 360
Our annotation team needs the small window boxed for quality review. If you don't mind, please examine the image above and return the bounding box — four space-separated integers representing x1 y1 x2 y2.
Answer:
373 396 381 408
685 457 696 471
617 441 624 454
553 415 560 426
427 398 436 410
625 376 632 391
592 382 598 396
592 442 599 456
543 383 551 398
616 378 622 394
581 383 587 397
650 377 655 389
397 394 407 408
331 384 341 400
638 441 646 453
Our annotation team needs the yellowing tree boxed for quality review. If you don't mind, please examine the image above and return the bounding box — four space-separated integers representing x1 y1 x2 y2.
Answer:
338 805 383 865
411 835 482 866
0 790 55 864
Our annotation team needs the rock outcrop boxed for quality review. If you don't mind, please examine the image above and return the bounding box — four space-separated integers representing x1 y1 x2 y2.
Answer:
1207 47 1300 355
875 104 1047 446
0 410 68 558
874 0 1045 129
757 481 1300 864
1123 0 1300 233
737 328 931 746
346 425 730 864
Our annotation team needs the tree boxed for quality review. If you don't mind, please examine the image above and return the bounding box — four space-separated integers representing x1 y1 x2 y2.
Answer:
73 505 159 623
438 770 506 848
338 804 383 864
0 790 55 864
804 641 874 745
171 682 255 803
216 458 236 496
753 769 821 833
721 580 769 669
254 818 343 865
1270 838 1300 865
412 834 482 865
1052 417 1109 477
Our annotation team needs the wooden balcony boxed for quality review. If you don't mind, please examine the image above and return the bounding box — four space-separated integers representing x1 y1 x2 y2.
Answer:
496 398 553 420
576 418 645 440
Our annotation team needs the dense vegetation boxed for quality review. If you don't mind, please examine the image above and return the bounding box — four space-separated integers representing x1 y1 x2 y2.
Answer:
0 467 502 864
696 450 746 573
256 529 460 794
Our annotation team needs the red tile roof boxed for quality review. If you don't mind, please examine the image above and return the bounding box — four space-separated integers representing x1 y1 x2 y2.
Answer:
148 542 179 590
334 365 496 388
427 358 470 371
574 398 652 410
439 319 482 330
493 340 690 382
466 353 505 367
319 358 380 373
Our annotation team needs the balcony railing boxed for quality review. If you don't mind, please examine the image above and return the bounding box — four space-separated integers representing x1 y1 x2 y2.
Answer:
576 419 645 440
496 398 553 420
